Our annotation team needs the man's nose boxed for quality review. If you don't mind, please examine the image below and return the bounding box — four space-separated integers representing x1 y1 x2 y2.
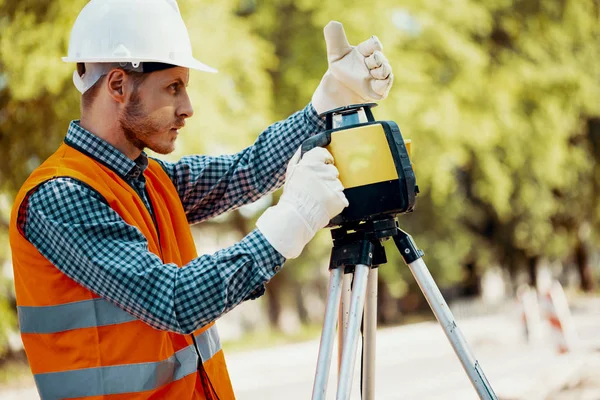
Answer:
178 93 194 119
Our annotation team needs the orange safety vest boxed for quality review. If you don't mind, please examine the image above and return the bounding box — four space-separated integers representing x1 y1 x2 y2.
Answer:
9 143 236 400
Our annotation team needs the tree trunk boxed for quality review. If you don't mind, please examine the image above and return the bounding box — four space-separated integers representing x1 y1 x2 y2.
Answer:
265 271 286 329
294 284 309 325
575 241 595 292
506 258 519 295
377 277 401 325
527 256 538 288
230 210 250 235
462 262 481 297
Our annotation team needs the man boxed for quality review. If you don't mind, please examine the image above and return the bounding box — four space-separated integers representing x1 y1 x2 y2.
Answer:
9 0 393 399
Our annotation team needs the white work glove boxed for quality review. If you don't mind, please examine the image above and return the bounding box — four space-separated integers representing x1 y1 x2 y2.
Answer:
256 147 349 259
312 21 394 115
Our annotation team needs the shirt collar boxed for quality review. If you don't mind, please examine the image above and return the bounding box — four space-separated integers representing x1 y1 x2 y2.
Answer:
65 121 148 180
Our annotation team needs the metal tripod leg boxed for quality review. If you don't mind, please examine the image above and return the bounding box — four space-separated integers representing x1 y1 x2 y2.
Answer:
312 268 344 400
362 268 378 400
337 264 370 400
338 272 352 374
408 258 497 399
395 231 498 400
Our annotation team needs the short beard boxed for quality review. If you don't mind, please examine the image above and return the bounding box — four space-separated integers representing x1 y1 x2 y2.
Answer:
119 89 178 155
120 91 155 152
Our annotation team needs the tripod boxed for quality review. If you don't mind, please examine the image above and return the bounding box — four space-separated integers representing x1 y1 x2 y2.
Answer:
311 217 498 400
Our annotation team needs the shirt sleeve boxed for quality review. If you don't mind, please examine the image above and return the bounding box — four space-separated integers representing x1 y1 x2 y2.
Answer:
23 178 286 335
155 103 326 224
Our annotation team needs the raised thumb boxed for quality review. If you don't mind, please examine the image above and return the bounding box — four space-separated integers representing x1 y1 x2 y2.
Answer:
324 21 352 62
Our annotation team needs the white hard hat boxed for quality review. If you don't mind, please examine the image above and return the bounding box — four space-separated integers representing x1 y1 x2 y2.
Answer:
63 0 217 73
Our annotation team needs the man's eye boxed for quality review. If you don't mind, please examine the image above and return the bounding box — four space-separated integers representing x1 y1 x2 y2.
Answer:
169 84 179 92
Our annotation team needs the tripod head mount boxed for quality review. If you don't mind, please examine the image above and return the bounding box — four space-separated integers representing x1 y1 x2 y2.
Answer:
329 216 424 273
301 103 419 227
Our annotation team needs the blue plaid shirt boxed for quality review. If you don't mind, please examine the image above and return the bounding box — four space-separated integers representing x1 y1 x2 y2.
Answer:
21 104 326 334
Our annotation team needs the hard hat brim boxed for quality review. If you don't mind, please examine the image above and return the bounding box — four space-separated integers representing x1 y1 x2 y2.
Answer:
62 57 218 74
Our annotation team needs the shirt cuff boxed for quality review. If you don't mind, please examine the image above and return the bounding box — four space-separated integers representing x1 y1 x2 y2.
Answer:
305 102 327 133
242 229 287 301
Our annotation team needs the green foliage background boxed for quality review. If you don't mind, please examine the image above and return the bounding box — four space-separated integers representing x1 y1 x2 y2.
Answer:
0 0 599 342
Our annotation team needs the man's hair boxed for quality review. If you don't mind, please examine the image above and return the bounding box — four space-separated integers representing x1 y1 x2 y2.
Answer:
80 65 149 111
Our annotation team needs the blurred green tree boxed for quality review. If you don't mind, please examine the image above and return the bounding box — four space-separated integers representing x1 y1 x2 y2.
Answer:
238 0 600 321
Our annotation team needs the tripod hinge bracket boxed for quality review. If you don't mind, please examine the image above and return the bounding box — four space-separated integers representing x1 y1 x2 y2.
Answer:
330 239 376 271
393 229 424 264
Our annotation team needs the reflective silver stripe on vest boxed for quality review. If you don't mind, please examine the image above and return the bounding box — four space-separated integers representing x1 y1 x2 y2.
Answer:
195 324 222 362
33 324 222 399
35 344 199 400
18 298 137 334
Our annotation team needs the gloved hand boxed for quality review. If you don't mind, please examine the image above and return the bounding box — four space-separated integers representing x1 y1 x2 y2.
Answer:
312 21 394 115
256 147 349 259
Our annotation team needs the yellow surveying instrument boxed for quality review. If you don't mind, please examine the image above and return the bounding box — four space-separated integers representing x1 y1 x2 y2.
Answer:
303 104 498 400
301 103 417 226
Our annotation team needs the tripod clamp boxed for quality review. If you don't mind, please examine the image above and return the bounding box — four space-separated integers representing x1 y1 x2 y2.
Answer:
393 230 425 265
329 217 425 273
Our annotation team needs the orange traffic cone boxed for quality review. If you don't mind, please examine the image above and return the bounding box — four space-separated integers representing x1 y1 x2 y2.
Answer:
540 281 577 353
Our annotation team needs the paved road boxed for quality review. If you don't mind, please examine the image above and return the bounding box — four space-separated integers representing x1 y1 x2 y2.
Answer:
226 313 600 400
2 307 599 400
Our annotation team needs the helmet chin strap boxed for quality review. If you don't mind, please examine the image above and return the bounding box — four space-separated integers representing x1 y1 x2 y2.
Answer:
72 70 88 94
163 0 181 13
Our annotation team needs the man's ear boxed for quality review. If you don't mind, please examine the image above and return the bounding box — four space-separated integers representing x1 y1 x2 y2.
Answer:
106 69 127 103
